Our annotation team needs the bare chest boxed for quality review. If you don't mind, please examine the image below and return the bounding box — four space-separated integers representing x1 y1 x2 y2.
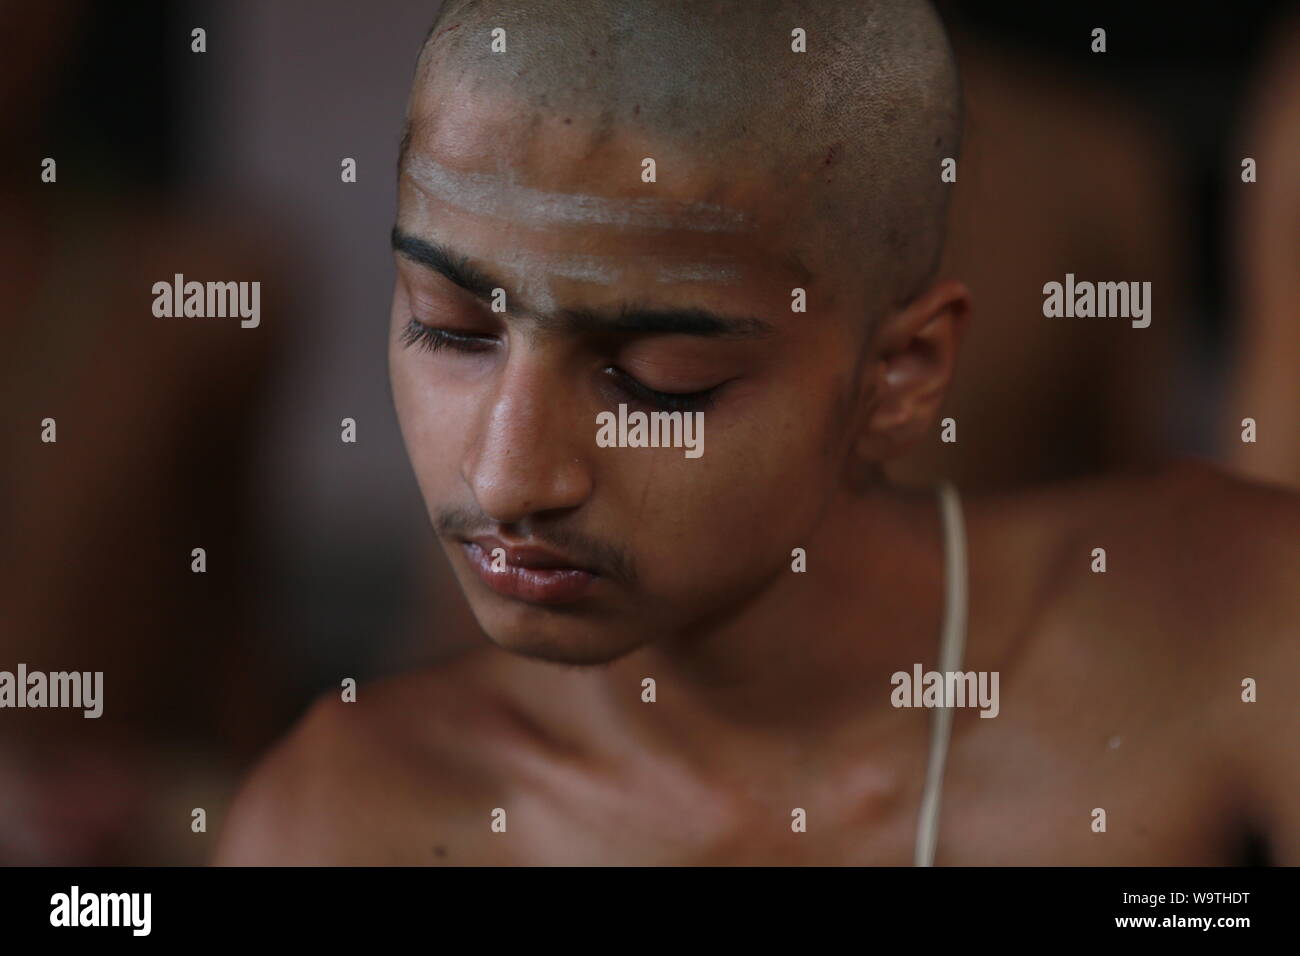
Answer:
394 712 1230 866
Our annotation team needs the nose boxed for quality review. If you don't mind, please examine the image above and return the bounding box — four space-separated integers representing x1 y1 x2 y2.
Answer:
462 344 594 525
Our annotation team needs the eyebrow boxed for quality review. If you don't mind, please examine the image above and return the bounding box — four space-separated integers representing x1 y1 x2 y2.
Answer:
391 227 775 339
392 226 501 300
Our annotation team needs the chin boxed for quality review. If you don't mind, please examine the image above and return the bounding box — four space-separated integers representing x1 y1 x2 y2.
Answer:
476 605 647 667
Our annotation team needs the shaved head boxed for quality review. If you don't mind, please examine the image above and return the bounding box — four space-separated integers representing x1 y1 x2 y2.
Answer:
389 0 971 665
401 0 962 327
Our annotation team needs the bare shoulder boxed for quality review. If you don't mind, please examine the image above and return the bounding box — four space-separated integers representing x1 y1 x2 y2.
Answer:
983 457 1300 634
1110 459 1298 668
966 457 1299 721
1132 461 1300 862
979 459 1300 858
1092 458 1298 635
213 648 522 865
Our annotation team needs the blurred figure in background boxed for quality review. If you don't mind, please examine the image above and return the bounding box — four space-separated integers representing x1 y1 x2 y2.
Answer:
0 1 291 862
886 33 1185 490
1224 13 1300 488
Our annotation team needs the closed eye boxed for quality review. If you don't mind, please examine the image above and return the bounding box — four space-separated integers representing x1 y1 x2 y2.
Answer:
602 365 723 413
400 318 497 354
401 317 725 412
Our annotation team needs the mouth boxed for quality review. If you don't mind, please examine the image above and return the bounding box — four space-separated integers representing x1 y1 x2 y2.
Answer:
460 536 600 605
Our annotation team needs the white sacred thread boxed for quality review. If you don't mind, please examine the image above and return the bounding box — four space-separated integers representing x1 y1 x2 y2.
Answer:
914 480 968 867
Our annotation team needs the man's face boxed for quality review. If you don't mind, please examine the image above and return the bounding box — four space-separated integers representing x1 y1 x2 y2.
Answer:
390 80 869 664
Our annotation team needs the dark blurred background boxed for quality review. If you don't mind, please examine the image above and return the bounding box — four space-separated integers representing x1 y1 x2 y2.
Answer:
1 0 1297 863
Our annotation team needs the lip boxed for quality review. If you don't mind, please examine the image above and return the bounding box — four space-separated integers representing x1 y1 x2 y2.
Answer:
461 537 599 605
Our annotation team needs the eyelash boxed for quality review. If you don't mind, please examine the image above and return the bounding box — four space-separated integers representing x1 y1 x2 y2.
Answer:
601 366 720 413
400 318 495 354
401 317 721 413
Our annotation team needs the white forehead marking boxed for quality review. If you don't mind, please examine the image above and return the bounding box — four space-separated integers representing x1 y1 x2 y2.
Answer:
654 262 744 283
491 252 745 300
403 188 748 312
491 249 559 312
531 255 622 284
505 253 743 286
406 155 753 233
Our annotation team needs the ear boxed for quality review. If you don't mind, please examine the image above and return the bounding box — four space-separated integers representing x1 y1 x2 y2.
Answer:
853 278 970 461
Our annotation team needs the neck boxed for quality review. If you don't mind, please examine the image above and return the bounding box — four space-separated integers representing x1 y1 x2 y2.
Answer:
595 480 948 775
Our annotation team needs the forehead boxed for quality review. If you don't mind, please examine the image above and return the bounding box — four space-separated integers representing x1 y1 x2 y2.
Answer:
398 82 821 306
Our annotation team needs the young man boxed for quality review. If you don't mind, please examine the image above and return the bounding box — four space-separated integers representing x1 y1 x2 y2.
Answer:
215 0 1300 865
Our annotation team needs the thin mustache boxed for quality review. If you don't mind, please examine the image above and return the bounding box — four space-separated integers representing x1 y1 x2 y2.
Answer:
434 506 638 585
